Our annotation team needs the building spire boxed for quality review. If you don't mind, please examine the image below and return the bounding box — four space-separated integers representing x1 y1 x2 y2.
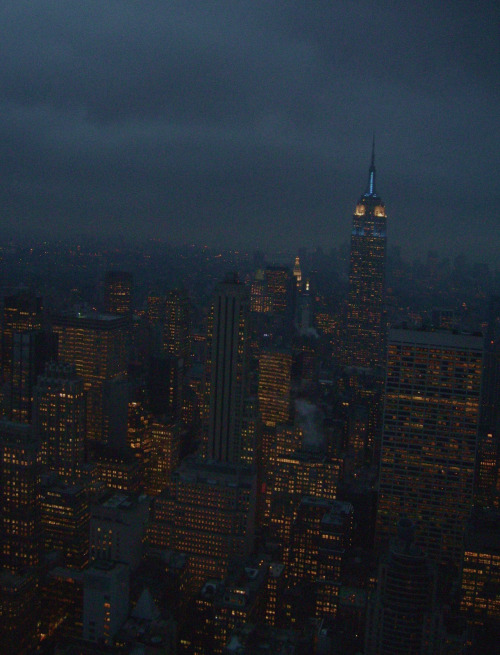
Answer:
368 134 376 196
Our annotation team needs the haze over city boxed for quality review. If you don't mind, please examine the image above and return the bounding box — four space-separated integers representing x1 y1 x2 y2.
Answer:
0 2 498 263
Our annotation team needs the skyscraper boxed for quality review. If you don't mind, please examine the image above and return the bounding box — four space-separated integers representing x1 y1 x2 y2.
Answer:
103 271 133 316
52 313 128 446
0 421 41 572
205 273 249 464
258 348 292 427
33 361 86 480
345 142 387 369
376 328 483 566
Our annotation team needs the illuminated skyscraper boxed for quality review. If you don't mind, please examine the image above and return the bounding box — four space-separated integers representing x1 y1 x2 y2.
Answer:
104 271 133 316
33 361 86 480
205 273 249 464
265 266 293 315
52 313 128 446
163 288 190 362
345 143 387 368
1 290 43 381
0 421 41 573
376 328 483 566
258 348 292 427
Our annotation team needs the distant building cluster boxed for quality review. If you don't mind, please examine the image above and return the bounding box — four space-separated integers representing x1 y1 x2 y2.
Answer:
0 151 498 655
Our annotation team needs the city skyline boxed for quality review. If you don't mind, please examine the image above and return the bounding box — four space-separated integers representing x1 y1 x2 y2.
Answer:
0 3 498 265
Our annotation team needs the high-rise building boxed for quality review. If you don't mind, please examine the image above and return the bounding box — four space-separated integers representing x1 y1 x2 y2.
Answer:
460 509 500 628
204 273 249 464
376 328 483 566
33 361 86 480
1 290 43 382
41 478 90 569
365 519 438 655
0 421 41 573
83 560 129 645
52 313 128 446
8 329 56 423
103 271 133 316
258 348 292 427
345 143 387 369
163 288 190 361
265 266 293 316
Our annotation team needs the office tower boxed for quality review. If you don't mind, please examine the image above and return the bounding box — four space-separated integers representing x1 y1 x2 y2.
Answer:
148 352 183 419
83 560 129 645
52 313 128 446
103 270 133 316
146 418 181 495
0 569 38 654
460 509 500 628
265 562 286 627
287 499 354 618
41 479 90 569
376 328 483 566
159 458 256 591
163 288 190 360
9 329 56 423
366 519 438 655
258 348 292 427
267 448 342 545
1 290 43 381
89 492 149 571
476 295 500 507
0 420 41 572
345 143 387 368
205 273 249 464
33 362 85 480
250 269 271 313
265 266 293 315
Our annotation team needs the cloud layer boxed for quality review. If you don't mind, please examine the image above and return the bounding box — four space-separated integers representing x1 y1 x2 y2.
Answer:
0 1 498 262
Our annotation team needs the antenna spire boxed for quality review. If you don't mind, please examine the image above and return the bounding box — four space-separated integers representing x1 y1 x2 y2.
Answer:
368 134 376 196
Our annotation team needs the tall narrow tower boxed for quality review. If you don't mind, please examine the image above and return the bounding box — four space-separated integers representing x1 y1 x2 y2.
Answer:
346 142 387 369
205 273 249 464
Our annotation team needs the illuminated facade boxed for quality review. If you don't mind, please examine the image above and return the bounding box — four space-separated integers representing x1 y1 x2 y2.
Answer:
265 266 292 315
1 290 43 382
52 313 128 445
33 362 85 480
267 448 342 545
376 329 483 566
103 270 133 316
460 509 500 626
250 269 271 313
0 421 41 573
146 418 181 496
163 288 190 361
345 144 387 368
258 348 292 427
41 480 90 569
159 459 256 591
205 274 249 464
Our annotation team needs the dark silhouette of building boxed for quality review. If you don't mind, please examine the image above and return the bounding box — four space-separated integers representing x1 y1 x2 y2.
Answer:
366 519 438 655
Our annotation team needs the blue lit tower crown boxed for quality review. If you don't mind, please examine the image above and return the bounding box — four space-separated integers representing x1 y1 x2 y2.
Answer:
345 141 387 369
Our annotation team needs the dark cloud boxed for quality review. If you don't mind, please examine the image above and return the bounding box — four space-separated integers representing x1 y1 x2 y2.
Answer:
0 1 498 263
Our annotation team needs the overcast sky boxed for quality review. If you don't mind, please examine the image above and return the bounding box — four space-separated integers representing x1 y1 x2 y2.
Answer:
0 1 498 263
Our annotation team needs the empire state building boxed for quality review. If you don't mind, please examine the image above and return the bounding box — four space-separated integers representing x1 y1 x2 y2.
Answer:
345 143 387 369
